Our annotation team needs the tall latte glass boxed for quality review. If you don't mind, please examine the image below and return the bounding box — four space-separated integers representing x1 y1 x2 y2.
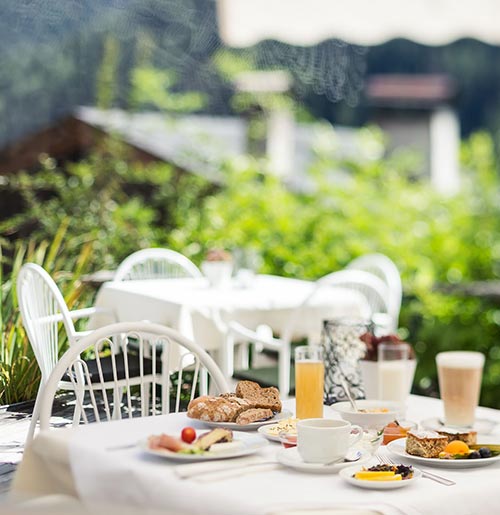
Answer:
436 351 485 428
295 346 324 419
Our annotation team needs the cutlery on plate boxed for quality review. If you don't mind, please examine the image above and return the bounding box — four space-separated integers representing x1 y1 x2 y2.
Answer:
376 454 455 486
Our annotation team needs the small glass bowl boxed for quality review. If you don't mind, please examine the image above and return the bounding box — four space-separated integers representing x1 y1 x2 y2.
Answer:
358 428 384 455
382 420 417 445
278 431 297 448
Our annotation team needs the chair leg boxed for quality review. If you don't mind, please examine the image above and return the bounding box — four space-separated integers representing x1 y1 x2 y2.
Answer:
278 343 291 396
236 342 250 370
200 368 209 396
112 387 123 419
72 385 85 426
142 383 150 417
221 333 235 380
26 386 43 444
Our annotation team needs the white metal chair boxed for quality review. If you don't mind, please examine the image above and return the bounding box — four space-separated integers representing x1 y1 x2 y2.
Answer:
38 322 229 428
319 269 393 333
346 253 402 330
17 264 148 442
221 278 375 395
114 248 202 281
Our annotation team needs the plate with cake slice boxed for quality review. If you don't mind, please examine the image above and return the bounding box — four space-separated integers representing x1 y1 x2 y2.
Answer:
141 429 268 461
387 430 500 468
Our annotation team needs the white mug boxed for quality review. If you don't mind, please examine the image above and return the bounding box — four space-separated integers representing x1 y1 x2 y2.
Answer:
297 418 363 464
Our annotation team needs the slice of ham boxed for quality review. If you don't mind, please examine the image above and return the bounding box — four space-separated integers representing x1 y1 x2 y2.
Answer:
148 433 190 452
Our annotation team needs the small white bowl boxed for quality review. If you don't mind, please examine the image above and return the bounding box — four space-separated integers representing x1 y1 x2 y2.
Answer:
330 400 404 429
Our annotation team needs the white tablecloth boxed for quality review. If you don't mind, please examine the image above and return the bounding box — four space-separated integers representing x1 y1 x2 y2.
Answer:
12 396 500 515
89 275 370 351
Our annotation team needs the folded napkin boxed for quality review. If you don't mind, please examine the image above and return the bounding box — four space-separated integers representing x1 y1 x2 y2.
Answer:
174 455 278 482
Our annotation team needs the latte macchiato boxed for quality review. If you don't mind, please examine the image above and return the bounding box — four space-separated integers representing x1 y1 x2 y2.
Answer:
436 351 484 428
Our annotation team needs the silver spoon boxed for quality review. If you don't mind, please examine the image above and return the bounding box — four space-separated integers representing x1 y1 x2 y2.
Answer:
323 449 362 466
339 375 361 412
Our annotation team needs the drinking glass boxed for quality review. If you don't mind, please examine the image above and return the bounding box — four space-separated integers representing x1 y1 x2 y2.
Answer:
295 346 324 419
436 351 485 428
377 343 415 403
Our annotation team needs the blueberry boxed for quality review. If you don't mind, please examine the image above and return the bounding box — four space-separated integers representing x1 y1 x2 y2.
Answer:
479 447 492 458
468 451 481 459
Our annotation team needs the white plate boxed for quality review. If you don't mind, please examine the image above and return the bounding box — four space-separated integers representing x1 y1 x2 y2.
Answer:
339 464 422 489
276 447 371 474
200 409 293 431
387 438 500 468
257 422 297 443
420 417 498 435
140 431 268 461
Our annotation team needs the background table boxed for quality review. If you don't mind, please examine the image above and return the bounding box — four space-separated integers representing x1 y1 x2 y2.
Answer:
89 275 370 352
12 396 500 515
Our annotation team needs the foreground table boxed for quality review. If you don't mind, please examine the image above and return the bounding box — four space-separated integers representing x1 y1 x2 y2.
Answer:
12 396 500 515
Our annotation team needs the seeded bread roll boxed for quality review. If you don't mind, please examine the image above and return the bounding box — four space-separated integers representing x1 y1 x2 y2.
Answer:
235 380 282 413
187 395 251 422
235 408 273 425
405 430 447 458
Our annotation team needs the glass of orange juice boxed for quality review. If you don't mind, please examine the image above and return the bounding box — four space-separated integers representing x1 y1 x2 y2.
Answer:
295 346 324 419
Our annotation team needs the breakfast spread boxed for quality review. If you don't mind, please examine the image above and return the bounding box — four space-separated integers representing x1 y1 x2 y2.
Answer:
353 464 414 481
187 380 282 425
148 427 235 454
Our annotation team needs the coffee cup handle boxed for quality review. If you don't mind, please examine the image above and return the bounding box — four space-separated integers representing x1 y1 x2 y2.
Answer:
349 425 363 447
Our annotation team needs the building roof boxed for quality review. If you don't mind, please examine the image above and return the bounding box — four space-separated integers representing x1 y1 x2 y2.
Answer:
366 75 456 108
75 107 248 183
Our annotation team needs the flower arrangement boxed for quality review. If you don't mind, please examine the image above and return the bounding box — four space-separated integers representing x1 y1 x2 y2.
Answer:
204 248 232 262
360 333 415 361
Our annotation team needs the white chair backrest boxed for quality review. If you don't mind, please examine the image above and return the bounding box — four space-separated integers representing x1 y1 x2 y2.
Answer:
17 263 78 381
39 322 229 429
273 272 382 346
315 269 393 332
346 253 402 321
114 248 202 281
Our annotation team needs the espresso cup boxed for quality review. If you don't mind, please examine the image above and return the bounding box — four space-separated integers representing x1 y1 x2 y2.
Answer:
297 418 363 464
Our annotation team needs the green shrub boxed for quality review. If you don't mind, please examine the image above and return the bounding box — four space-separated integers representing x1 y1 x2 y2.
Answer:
0 223 94 404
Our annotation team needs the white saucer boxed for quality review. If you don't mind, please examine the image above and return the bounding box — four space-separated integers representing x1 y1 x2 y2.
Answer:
276 447 370 474
339 464 422 489
420 417 497 435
